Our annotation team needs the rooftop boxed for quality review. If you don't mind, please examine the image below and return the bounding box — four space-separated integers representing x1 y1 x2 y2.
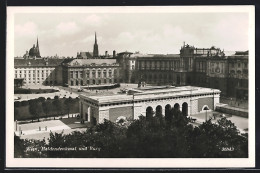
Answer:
65 59 118 67
14 58 66 67
80 86 220 104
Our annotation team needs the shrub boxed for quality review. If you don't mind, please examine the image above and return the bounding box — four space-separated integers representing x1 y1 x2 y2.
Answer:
14 101 21 107
21 101 29 106
38 97 46 102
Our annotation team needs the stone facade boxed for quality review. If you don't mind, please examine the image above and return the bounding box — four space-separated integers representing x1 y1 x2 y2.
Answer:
14 59 64 85
79 86 220 125
128 44 248 99
62 59 121 86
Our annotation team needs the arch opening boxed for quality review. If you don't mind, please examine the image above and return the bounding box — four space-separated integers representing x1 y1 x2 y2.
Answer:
173 103 180 111
182 102 188 116
155 105 163 117
202 105 210 111
146 106 154 119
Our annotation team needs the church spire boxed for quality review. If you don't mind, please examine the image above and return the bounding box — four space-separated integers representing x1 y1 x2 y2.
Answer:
36 36 39 48
93 32 99 58
36 36 40 57
95 32 97 44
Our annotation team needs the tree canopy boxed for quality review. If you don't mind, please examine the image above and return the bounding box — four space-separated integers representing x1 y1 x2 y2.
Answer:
14 110 248 158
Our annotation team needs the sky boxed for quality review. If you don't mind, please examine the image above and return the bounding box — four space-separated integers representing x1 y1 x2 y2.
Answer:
13 11 249 57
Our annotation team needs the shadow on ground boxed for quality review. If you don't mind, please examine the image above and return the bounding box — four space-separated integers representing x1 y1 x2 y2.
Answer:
60 117 91 129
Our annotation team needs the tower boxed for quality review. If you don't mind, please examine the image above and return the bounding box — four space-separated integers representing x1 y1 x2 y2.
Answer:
28 37 41 58
93 32 99 58
36 37 41 57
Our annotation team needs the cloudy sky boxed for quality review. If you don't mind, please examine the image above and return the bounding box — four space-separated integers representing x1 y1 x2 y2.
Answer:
14 10 249 57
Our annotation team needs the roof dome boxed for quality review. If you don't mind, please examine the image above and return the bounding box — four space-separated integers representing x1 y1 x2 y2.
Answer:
29 44 40 57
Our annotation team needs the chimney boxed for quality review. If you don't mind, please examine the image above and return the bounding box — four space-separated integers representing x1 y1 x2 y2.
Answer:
113 50 116 58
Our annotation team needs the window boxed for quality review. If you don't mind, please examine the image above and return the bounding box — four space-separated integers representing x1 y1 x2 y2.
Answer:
15 74 17 78
86 70 90 78
104 79 107 83
132 65 134 70
98 70 101 78
109 70 112 77
238 63 241 68
76 72 78 78
244 62 248 68
92 70 96 78
79 71 83 78
70 71 73 78
103 70 107 77
109 79 112 83
86 80 89 84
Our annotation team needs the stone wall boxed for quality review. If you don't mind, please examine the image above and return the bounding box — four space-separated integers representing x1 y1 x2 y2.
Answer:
109 106 133 122
198 97 214 111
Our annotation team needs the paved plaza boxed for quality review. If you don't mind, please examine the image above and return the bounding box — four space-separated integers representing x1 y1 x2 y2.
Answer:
15 116 89 141
189 111 248 133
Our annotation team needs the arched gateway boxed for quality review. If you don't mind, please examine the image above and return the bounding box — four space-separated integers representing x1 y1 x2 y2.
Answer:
79 86 220 124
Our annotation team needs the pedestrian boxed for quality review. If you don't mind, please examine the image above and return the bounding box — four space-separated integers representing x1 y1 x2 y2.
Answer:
45 126 47 131
39 126 41 131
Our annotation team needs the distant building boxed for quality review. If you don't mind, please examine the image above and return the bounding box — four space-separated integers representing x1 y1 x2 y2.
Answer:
132 44 248 99
79 86 220 124
15 36 248 100
14 58 66 85
62 59 121 86
76 52 93 59
27 37 41 58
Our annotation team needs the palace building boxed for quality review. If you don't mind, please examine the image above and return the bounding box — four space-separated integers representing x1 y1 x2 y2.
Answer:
79 86 220 125
14 34 248 99
117 44 248 99
62 59 120 86
14 58 64 85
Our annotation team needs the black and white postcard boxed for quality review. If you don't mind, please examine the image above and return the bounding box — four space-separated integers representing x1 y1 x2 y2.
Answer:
6 6 255 168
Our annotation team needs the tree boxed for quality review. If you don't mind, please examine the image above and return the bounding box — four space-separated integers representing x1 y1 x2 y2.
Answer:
29 99 43 122
14 108 20 121
42 100 52 119
38 97 46 103
53 99 62 119
14 78 24 88
189 118 248 158
64 97 73 118
14 135 26 158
